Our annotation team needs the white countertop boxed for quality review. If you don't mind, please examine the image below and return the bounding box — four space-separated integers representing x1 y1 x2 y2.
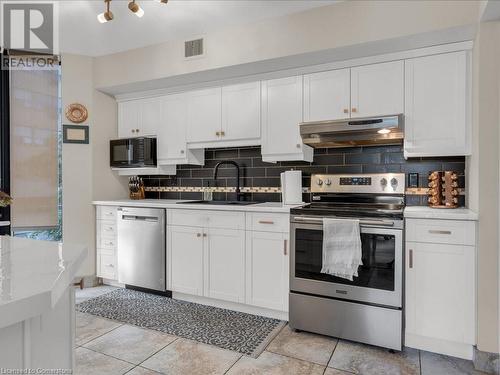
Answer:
404 206 478 221
0 236 87 329
92 199 303 213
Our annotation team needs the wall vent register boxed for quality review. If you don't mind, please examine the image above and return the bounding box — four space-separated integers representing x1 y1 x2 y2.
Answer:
185 38 204 58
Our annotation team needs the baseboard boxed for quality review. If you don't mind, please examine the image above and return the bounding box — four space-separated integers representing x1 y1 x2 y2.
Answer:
405 333 473 360
474 347 500 374
173 292 289 321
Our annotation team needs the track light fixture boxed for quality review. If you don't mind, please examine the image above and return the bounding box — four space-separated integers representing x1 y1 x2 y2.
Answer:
97 0 113 23
98 0 167 23
128 0 144 18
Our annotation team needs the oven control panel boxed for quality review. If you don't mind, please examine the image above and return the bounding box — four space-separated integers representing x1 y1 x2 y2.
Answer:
311 174 405 194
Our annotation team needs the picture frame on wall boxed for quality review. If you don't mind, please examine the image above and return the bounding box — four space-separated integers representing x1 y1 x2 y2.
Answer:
63 124 89 144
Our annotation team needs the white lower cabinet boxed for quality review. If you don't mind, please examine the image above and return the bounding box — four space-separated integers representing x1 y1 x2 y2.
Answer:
245 231 288 311
96 206 118 281
405 218 476 360
167 210 290 316
169 225 204 296
205 228 245 303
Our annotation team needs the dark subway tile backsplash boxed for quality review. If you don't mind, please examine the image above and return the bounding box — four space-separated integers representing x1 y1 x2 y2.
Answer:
140 145 466 206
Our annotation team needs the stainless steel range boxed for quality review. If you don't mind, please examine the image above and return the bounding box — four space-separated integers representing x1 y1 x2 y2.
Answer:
289 173 405 351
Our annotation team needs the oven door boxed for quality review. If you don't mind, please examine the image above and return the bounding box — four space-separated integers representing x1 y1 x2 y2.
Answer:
290 217 403 308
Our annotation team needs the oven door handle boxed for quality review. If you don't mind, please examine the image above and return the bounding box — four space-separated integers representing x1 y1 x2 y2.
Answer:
292 216 395 227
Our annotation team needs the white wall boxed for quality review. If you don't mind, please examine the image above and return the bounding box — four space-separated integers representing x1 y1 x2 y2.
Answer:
61 54 95 277
93 0 480 90
61 54 127 278
470 20 500 354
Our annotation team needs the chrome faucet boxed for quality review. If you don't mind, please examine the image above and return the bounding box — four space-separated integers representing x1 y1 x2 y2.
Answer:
213 161 242 201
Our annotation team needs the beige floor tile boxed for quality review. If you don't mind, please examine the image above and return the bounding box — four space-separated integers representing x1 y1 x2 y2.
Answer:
226 351 325 375
141 338 241 375
328 340 420 375
266 325 338 365
125 367 164 375
76 312 122 345
324 368 355 375
83 324 177 364
420 351 484 375
75 347 134 375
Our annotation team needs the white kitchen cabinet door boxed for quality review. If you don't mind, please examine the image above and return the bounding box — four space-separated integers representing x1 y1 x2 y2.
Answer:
118 101 140 138
156 94 204 166
222 82 261 142
404 51 471 157
158 94 187 162
186 87 222 144
303 68 351 122
204 229 245 303
139 97 162 136
169 226 204 296
261 76 313 162
246 231 289 311
350 60 404 118
405 241 475 346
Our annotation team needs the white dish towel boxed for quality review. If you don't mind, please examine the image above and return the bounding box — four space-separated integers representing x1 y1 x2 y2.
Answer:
320 218 363 281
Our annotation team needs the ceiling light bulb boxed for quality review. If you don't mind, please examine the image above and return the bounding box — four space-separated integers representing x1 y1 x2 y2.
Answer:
97 11 113 23
128 1 144 17
377 128 391 135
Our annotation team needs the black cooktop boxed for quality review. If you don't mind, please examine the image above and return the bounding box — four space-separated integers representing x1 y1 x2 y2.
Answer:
292 193 405 219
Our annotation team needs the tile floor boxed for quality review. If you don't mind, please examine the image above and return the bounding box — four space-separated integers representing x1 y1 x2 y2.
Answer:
75 287 485 375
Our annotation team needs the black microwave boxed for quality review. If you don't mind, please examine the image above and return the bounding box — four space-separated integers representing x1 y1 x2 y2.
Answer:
110 137 157 168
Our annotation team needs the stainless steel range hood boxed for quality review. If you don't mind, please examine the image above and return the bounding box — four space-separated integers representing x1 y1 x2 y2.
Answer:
300 114 404 148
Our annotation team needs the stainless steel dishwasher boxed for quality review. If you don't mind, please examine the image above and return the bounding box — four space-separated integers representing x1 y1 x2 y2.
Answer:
117 207 166 293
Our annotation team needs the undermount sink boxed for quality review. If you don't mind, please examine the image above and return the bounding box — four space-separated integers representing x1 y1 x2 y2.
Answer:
176 200 259 206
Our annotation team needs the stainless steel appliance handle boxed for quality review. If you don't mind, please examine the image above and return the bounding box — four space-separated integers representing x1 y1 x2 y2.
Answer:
292 216 395 227
122 215 159 222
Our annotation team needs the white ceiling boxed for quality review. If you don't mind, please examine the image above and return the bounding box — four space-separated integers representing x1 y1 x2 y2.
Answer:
59 0 336 57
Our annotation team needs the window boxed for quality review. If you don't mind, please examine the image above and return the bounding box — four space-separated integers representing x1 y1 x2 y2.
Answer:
10 63 62 241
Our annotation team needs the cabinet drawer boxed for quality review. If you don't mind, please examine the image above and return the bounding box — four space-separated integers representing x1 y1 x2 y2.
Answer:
247 213 290 233
97 206 117 221
98 222 116 238
406 219 475 246
99 237 117 250
168 209 245 230
99 254 117 279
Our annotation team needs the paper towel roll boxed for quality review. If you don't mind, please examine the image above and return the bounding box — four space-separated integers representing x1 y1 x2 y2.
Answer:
281 170 303 205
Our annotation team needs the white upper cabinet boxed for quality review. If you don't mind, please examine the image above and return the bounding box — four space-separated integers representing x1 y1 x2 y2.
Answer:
118 98 161 138
157 94 204 166
140 98 162 136
350 60 404 118
118 100 140 138
221 82 261 143
404 51 471 158
303 68 351 122
261 76 313 162
186 87 222 144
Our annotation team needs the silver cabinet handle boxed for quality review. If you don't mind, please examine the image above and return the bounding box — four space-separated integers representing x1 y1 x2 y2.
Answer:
203 233 207 238
180 150 185 154
197 233 201 237
284 239 288 256
106 264 114 268
409 249 413 269
258 220 275 225
428 230 452 235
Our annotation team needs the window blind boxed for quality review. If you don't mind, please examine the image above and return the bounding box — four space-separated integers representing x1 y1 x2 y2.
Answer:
10 66 59 230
